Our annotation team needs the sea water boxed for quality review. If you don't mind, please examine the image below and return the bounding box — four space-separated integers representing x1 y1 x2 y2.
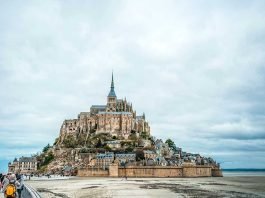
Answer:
223 169 265 176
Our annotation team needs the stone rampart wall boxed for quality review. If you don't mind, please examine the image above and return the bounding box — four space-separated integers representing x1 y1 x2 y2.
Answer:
182 166 212 177
78 165 221 177
78 168 109 177
118 166 183 177
211 168 223 177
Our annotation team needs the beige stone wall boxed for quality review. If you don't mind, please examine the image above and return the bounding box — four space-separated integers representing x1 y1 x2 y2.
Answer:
182 166 212 177
77 165 221 178
109 164 119 177
119 166 213 177
118 166 183 177
78 168 109 177
212 168 223 177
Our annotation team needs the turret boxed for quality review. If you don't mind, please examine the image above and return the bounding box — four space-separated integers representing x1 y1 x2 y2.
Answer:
131 103 133 113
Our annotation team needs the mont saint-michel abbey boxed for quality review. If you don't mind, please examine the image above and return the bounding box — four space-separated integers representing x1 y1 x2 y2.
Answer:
58 73 150 144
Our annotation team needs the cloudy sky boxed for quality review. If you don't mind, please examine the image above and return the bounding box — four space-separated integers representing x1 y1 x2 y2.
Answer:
1 0 265 172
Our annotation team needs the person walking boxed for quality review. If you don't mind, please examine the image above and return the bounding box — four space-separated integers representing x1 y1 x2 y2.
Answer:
0 173 3 192
1 174 9 193
2 173 20 198
16 175 24 198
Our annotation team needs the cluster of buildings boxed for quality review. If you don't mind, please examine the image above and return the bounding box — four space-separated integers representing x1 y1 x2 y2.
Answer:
80 139 219 170
95 152 136 169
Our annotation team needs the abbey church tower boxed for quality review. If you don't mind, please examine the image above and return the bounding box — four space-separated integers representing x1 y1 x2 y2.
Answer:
106 72 117 112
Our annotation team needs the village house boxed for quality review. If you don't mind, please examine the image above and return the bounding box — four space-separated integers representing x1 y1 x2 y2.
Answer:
115 153 136 165
143 150 157 160
139 139 152 148
95 152 114 169
105 140 121 149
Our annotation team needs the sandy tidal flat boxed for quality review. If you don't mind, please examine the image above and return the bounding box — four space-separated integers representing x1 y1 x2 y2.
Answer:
26 176 265 198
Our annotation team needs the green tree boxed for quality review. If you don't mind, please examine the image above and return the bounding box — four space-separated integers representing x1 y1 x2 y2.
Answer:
79 147 89 153
76 135 86 146
136 150 145 161
96 139 102 148
53 138 59 145
165 139 177 152
128 133 137 141
104 145 112 151
42 144 51 153
125 146 134 153
63 136 77 148
42 152 54 166
140 132 148 139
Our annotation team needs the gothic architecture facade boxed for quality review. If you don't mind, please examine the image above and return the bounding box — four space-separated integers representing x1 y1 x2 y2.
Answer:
58 73 150 144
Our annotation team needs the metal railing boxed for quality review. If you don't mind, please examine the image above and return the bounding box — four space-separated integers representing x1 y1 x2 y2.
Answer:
22 184 41 198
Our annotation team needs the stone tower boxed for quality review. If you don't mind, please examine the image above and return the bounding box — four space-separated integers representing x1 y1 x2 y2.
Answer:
107 72 117 112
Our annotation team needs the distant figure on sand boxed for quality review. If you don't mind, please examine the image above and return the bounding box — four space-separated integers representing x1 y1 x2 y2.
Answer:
122 176 127 181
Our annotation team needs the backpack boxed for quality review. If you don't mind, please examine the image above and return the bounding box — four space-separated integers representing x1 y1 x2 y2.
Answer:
5 183 16 198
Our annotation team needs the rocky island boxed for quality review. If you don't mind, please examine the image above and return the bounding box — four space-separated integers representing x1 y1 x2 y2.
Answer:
9 73 222 177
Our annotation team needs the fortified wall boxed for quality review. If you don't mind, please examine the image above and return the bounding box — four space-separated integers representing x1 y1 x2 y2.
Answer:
78 164 222 177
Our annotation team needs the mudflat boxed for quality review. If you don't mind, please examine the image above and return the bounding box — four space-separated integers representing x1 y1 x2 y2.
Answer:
26 176 265 198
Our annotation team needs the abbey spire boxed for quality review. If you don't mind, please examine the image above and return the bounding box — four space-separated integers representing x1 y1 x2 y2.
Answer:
107 72 117 112
108 72 116 97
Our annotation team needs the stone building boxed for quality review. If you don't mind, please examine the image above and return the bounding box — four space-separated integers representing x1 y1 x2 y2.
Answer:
155 139 170 157
58 73 151 144
139 139 152 148
95 152 114 169
115 153 136 165
143 150 157 160
8 157 37 174
105 140 121 149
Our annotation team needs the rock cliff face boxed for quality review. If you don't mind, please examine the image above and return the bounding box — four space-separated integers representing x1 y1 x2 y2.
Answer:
47 148 92 173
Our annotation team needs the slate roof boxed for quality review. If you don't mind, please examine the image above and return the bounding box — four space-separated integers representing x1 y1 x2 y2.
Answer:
105 140 120 144
115 153 136 158
98 112 132 115
96 152 114 159
91 105 107 109
19 157 37 162
143 150 156 154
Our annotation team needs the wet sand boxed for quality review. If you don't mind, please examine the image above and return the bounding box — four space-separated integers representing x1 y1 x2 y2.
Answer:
26 176 265 198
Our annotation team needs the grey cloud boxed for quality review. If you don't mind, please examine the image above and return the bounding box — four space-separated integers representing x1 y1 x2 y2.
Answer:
1 0 265 171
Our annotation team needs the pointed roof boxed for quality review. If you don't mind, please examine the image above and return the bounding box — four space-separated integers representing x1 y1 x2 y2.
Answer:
108 72 117 97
